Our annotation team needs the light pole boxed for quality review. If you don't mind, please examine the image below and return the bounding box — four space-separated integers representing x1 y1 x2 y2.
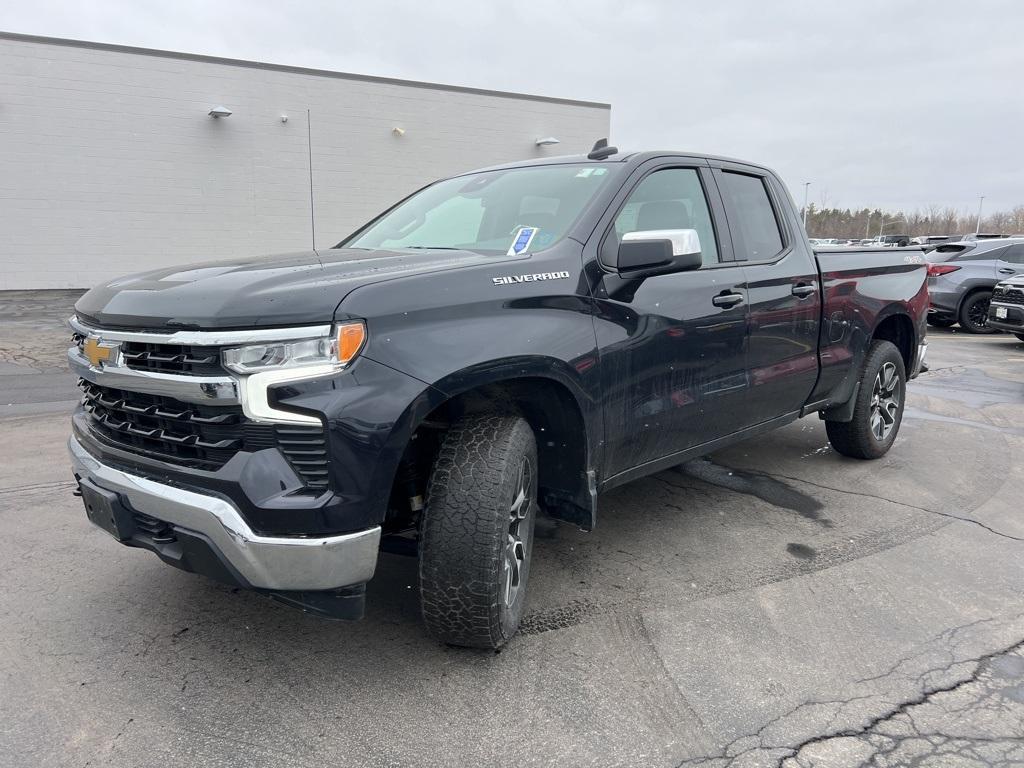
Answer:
880 218 907 241
865 212 872 239
976 195 985 234
802 182 811 229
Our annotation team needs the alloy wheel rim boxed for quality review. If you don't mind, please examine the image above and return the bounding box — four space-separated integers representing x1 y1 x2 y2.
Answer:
869 362 901 441
502 457 532 608
968 298 990 329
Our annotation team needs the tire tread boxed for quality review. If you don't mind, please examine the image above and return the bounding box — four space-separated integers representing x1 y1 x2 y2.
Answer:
418 413 535 649
826 340 906 460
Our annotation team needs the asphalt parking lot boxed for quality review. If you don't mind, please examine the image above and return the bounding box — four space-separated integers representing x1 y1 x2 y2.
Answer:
2 291 1024 768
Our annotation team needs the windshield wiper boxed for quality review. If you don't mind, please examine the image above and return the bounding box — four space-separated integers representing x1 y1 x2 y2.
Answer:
403 246 462 250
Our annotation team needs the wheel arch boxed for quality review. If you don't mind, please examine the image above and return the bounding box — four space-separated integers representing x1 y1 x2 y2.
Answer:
824 307 915 423
956 285 998 332
421 360 598 529
871 311 916 373
377 356 600 532
955 282 995 314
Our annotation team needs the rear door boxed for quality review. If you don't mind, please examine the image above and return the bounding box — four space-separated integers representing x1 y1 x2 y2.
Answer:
711 164 821 423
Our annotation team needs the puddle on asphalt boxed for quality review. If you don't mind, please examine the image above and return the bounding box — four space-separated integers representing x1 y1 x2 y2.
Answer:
786 543 817 560
678 459 832 527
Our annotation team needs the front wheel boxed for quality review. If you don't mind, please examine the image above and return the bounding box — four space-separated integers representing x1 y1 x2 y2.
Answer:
826 340 906 460
419 414 537 649
958 291 997 334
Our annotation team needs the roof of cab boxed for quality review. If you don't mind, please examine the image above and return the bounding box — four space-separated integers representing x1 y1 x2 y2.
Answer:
460 149 778 178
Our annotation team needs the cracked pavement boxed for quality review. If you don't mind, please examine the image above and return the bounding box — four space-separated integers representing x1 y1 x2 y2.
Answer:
2 294 1024 767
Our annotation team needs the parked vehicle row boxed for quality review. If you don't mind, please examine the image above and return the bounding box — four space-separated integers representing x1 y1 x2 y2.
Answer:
926 238 1024 332
810 233 1024 251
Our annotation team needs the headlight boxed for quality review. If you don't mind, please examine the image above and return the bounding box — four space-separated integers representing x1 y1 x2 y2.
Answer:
222 322 366 374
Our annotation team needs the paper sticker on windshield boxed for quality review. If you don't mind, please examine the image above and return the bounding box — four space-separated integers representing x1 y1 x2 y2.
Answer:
507 227 538 256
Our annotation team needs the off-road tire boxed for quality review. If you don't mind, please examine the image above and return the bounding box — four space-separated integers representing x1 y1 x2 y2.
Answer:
419 414 537 649
826 340 906 460
926 314 956 328
958 291 997 334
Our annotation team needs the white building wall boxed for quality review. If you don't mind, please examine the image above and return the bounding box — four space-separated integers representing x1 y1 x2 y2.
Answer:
0 33 610 289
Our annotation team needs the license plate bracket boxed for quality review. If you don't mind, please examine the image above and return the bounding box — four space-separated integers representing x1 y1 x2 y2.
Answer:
79 478 135 541
995 306 1008 319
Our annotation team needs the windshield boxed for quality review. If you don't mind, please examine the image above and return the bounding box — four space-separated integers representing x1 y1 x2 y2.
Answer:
340 164 613 253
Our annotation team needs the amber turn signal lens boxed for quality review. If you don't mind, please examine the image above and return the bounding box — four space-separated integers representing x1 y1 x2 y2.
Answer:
336 322 366 364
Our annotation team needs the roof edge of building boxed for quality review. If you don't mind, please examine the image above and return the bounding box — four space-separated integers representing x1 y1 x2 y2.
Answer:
0 30 612 110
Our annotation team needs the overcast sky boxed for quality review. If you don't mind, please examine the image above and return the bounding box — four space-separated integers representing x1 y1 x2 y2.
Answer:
3 0 1022 212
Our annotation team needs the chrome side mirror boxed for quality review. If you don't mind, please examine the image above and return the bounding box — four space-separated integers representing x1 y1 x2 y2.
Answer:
616 229 703 277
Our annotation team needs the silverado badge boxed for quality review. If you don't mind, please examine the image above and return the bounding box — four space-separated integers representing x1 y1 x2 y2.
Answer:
492 271 570 286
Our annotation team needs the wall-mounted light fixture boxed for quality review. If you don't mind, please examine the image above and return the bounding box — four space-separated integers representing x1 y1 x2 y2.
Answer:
280 115 288 123
208 105 232 118
535 137 560 147
392 127 405 137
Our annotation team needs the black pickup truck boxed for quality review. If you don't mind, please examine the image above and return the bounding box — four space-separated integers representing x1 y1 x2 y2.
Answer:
68 144 928 648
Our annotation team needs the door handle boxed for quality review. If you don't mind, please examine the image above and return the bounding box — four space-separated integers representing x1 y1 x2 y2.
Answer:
998 267 1016 274
792 283 816 298
712 292 744 308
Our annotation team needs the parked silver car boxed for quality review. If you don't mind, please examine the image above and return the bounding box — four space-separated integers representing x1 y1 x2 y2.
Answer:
926 238 1024 332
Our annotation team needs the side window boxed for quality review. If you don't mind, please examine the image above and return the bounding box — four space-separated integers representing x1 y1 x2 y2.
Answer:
612 168 719 266
1001 244 1024 264
964 246 1008 261
717 171 785 261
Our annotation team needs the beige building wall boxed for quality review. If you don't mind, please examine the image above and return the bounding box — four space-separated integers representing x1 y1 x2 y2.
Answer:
0 32 610 289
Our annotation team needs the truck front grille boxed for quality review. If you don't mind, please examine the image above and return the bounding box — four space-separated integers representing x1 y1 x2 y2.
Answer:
79 380 328 487
120 341 225 376
992 287 1024 306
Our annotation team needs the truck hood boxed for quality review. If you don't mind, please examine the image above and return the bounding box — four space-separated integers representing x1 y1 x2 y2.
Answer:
75 247 505 329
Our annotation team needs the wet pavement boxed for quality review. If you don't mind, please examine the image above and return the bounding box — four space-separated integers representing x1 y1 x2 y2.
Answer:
1 294 1023 767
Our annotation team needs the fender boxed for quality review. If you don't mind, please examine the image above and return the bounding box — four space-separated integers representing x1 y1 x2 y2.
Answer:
392 355 601 530
818 303 918 420
811 253 926 407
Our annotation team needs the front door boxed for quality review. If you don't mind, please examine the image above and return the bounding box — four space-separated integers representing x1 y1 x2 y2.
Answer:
591 165 751 479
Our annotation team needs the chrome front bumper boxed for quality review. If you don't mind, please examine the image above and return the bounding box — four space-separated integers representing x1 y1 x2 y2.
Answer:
69 435 381 591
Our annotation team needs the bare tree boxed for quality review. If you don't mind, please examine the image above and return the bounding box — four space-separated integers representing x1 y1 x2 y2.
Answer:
805 203 1024 239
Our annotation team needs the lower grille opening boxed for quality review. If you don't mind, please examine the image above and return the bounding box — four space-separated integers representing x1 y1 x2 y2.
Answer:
133 512 176 543
276 427 329 489
79 380 329 488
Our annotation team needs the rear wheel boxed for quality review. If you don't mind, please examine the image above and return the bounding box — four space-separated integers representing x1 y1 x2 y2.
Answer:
419 413 537 649
926 314 956 328
826 340 906 460
958 291 997 334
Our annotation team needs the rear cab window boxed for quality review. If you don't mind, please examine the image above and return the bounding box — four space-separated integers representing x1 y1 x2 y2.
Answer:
716 171 785 261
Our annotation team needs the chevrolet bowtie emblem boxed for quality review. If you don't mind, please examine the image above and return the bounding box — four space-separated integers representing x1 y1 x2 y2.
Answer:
83 337 118 368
